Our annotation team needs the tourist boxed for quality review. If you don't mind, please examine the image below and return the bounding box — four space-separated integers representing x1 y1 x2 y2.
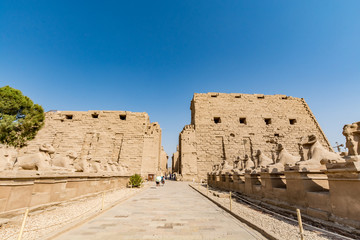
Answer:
155 176 161 186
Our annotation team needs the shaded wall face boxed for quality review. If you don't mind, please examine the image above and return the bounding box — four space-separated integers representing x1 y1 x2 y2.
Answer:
20 111 161 175
187 93 331 179
179 126 197 180
172 151 179 173
160 147 168 174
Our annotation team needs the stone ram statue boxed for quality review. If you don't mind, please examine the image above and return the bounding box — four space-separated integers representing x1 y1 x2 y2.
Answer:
90 158 102 173
211 164 220 175
219 160 233 174
255 150 273 168
243 154 254 171
294 134 343 170
266 144 300 173
73 156 91 172
0 145 16 171
51 150 78 170
14 143 55 171
340 122 360 161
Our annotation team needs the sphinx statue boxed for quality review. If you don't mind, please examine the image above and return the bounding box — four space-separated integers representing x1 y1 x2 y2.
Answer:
266 144 300 173
103 160 114 172
51 150 78 171
0 145 17 171
219 159 233 174
342 122 360 161
255 150 273 169
89 158 102 173
231 156 243 174
14 143 55 171
210 164 219 175
232 155 254 174
295 134 343 170
214 164 221 175
73 156 91 172
243 154 254 171
107 161 117 172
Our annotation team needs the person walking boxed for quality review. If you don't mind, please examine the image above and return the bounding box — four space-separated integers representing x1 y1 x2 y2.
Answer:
155 176 161 187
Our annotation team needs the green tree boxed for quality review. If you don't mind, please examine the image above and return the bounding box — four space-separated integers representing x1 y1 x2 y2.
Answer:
0 86 45 147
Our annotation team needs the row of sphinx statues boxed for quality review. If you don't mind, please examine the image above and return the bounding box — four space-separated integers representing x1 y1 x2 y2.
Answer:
0 143 129 174
210 125 360 175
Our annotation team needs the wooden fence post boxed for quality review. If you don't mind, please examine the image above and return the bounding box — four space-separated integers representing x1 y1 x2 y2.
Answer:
17 208 29 240
296 208 305 240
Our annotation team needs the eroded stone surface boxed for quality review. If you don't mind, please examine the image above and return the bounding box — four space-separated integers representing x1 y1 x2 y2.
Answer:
1 111 166 177
175 93 331 180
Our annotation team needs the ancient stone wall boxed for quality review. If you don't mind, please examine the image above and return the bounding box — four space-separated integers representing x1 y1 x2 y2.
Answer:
178 93 331 180
160 146 168 174
19 111 162 177
171 147 179 173
179 125 198 180
140 122 162 177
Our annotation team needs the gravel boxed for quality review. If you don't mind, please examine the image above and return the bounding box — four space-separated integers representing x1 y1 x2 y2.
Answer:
192 184 349 240
0 186 142 240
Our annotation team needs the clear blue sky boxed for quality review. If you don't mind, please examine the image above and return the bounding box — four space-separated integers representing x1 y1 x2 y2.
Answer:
1 1 360 163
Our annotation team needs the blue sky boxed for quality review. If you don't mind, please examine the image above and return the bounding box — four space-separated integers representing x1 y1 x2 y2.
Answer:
1 1 360 163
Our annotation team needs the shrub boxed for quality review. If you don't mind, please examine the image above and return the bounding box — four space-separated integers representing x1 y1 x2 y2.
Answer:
0 86 45 147
129 174 143 188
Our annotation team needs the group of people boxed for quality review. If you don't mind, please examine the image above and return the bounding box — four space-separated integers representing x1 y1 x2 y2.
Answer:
155 173 178 186
155 175 165 186
166 173 177 180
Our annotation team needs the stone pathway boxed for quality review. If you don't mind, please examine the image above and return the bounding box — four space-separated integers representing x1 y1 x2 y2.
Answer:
55 181 266 240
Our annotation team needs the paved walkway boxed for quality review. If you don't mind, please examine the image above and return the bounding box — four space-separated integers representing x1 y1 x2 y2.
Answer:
56 181 266 240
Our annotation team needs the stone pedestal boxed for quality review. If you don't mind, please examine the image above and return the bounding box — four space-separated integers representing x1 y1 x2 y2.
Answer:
0 172 129 217
212 174 217 187
325 161 360 228
233 174 245 193
213 175 221 188
225 174 235 192
244 173 262 197
284 170 329 208
260 172 287 202
207 173 212 186
219 174 227 190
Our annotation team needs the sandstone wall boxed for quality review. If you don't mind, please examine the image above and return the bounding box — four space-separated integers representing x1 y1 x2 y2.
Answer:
141 122 162 177
160 146 168 174
0 172 129 217
19 111 162 178
178 93 331 180
179 125 198 180
172 147 179 173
